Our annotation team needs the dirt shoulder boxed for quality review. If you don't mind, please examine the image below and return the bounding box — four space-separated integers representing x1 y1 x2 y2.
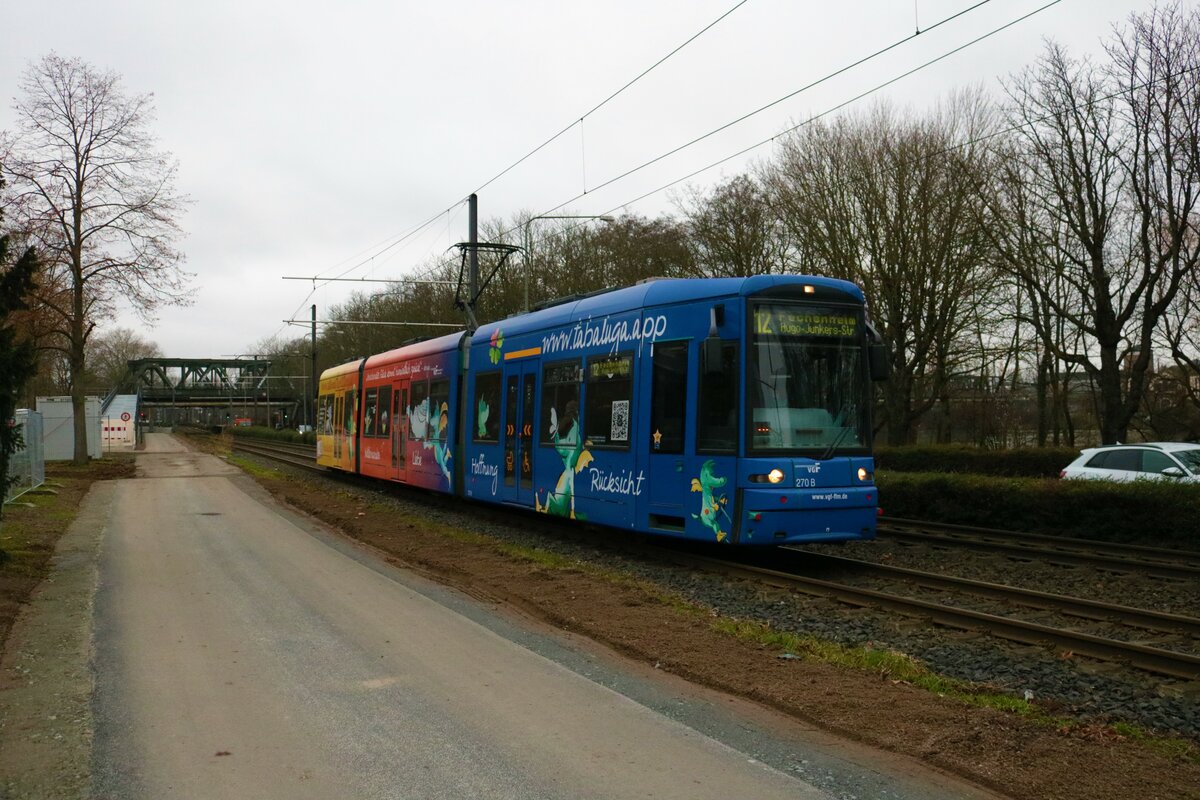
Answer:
228 448 1199 800
0 458 135 651
0 458 134 798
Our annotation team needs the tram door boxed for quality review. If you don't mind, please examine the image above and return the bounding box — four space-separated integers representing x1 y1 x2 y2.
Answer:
690 338 740 542
333 395 344 460
500 363 537 507
644 339 692 532
391 380 408 483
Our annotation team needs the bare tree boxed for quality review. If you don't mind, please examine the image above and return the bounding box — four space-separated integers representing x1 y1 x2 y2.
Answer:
1000 3 1200 444
2 54 190 463
674 174 789 277
86 327 163 390
987 140 1090 446
764 94 1002 444
1158 254 1200 430
540 214 693 298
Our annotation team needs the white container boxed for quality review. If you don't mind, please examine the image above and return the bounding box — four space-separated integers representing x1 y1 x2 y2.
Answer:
36 396 103 460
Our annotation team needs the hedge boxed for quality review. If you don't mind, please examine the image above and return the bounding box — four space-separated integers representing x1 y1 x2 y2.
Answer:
874 445 1081 478
877 471 1200 549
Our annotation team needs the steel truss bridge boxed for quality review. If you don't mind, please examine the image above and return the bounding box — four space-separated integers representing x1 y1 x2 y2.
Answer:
107 358 306 427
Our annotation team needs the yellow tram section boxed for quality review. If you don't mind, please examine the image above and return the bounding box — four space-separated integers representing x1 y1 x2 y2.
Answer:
316 359 364 471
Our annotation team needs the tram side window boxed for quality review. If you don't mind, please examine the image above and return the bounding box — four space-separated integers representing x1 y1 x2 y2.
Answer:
395 385 407 462
377 386 392 437
409 381 429 441
429 379 450 442
698 342 738 454
345 389 358 437
540 360 581 446
650 342 688 454
319 394 334 435
585 352 633 449
474 372 502 443
364 388 379 437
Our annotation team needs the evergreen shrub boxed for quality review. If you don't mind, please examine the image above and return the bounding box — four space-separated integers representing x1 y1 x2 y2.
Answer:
877 471 1200 548
874 445 1081 478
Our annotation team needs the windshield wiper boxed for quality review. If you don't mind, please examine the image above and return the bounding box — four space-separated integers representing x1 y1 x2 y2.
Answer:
818 407 852 460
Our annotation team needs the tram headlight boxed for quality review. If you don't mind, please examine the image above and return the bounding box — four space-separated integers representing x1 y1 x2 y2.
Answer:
857 467 872 482
749 468 787 484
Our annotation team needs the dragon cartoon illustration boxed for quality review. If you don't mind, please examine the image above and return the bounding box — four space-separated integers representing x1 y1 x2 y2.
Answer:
691 459 731 542
535 401 591 520
477 396 490 439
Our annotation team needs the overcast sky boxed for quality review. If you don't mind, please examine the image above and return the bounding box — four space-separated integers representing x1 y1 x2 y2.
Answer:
0 0 1158 359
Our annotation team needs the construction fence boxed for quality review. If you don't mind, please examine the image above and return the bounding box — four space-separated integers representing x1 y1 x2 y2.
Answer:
4 409 45 504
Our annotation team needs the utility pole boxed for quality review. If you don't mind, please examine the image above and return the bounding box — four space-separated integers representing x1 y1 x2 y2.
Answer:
310 303 317 429
467 193 479 332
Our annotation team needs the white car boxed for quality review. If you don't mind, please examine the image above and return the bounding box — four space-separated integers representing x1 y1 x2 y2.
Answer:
1060 442 1200 483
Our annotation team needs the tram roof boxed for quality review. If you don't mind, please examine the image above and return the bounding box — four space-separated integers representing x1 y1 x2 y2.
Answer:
472 275 864 344
318 357 364 382
363 331 467 370
321 332 469 382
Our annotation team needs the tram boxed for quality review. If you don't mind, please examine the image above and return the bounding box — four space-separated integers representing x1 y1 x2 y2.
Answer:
317 275 888 545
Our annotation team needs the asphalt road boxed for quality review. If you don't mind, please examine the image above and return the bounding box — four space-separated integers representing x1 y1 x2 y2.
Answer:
88 434 828 799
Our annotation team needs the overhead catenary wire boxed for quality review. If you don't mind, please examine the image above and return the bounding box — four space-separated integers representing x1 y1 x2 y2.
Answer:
316 201 466 285
296 0 1063 337
319 0 1009 305
523 0 997 226
469 0 753 198
302 0 751 293
551 0 1067 232
276 203 466 345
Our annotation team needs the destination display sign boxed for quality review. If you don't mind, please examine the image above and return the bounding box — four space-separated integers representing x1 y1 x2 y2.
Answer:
588 354 632 381
754 306 858 339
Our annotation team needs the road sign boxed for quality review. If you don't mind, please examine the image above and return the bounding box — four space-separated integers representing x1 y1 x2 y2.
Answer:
120 412 131 422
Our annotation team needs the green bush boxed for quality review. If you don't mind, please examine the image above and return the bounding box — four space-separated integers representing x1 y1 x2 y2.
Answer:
228 425 316 446
874 445 1080 478
877 471 1200 548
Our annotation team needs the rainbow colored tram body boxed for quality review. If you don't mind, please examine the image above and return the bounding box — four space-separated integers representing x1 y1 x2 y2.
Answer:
317 275 887 545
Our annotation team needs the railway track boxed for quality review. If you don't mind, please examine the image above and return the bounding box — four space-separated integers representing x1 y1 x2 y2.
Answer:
777 549 1200 638
226 437 1200 679
878 517 1200 580
703 548 1200 680
229 438 323 473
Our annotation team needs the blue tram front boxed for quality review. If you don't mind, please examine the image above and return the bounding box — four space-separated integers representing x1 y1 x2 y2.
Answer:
463 275 886 545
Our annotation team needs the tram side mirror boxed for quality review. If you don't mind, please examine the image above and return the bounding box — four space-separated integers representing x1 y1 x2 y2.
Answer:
868 343 890 382
703 336 724 376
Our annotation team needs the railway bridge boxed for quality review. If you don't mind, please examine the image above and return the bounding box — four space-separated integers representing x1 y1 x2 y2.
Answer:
102 357 307 428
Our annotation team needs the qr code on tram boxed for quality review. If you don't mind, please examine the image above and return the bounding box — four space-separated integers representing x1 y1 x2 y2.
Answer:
611 400 630 442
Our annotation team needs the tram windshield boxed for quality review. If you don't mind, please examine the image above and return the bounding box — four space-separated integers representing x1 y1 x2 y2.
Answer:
748 303 868 456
